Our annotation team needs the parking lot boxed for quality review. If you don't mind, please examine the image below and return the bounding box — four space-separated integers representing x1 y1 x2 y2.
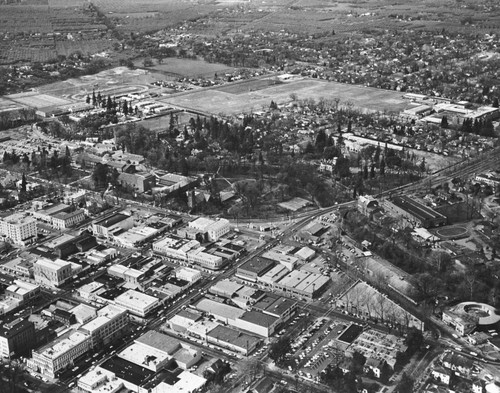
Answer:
283 315 363 383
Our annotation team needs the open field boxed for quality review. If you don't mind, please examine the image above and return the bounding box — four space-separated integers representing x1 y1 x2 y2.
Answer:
159 77 413 115
435 225 469 240
36 67 158 99
145 58 236 78
6 92 73 109
0 98 26 113
216 78 282 94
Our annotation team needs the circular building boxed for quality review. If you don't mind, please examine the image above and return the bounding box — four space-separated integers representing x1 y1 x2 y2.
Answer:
442 301 500 336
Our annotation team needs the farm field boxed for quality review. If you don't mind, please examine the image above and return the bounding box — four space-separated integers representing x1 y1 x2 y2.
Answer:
0 1 109 64
159 78 413 115
93 0 216 33
144 58 236 78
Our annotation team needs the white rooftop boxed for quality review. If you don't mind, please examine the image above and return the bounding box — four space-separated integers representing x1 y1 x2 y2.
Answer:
6 280 39 295
154 371 206 393
115 289 159 308
117 342 169 371
35 257 71 271
78 282 104 294
38 330 88 359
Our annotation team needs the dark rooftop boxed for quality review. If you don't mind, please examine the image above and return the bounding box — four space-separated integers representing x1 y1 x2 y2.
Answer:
94 213 131 228
392 195 447 222
101 355 153 386
237 258 275 276
238 310 278 328
0 318 33 338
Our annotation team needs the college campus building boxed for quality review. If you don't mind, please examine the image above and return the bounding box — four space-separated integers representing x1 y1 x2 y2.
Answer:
0 213 37 246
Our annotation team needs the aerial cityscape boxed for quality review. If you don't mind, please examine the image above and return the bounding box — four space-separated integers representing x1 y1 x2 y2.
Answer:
0 0 499 393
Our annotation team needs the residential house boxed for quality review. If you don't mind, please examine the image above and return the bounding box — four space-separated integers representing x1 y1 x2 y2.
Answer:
431 366 451 385
364 357 385 379
442 352 472 377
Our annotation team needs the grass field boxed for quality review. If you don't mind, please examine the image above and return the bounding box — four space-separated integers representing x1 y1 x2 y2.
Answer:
0 98 25 113
145 58 236 78
159 77 412 115
216 78 282 95
6 92 73 109
435 225 469 239
36 67 157 99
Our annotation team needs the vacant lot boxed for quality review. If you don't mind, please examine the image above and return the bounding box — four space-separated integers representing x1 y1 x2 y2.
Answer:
159 77 412 115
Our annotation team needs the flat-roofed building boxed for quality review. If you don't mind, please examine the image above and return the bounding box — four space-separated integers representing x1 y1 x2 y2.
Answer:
188 217 230 241
187 247 225 270
258 265 290 288
5 280 40 303
206 219 230 241
195 298 245 325
114 289 159 318
0 213 37 246
33 258 73 287
92 213 134 239
253 294 298 322
169 309 203 333
206 324 260 355
118 172 156 193
77 366 123 393
51 209 85 230
347 329 407 370
28 330 91 377
107 265 144 289
32 203 71 223
383 196 447 228
236 258 276 282
209 279 244 298
78 282 105 300
275 270 330 300
152 235 200 261
233 311 279 337
134 330 201 370
79 304 128 348
147 370 206 393
70 304 97 324
262 250 298 270
112 225 157 248
0 318 36 358
176 267 202 283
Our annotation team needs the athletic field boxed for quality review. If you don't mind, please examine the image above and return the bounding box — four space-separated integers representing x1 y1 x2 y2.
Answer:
159 77 412 115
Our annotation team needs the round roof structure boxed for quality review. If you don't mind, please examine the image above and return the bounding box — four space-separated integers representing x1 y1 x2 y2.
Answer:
455 302 500 326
